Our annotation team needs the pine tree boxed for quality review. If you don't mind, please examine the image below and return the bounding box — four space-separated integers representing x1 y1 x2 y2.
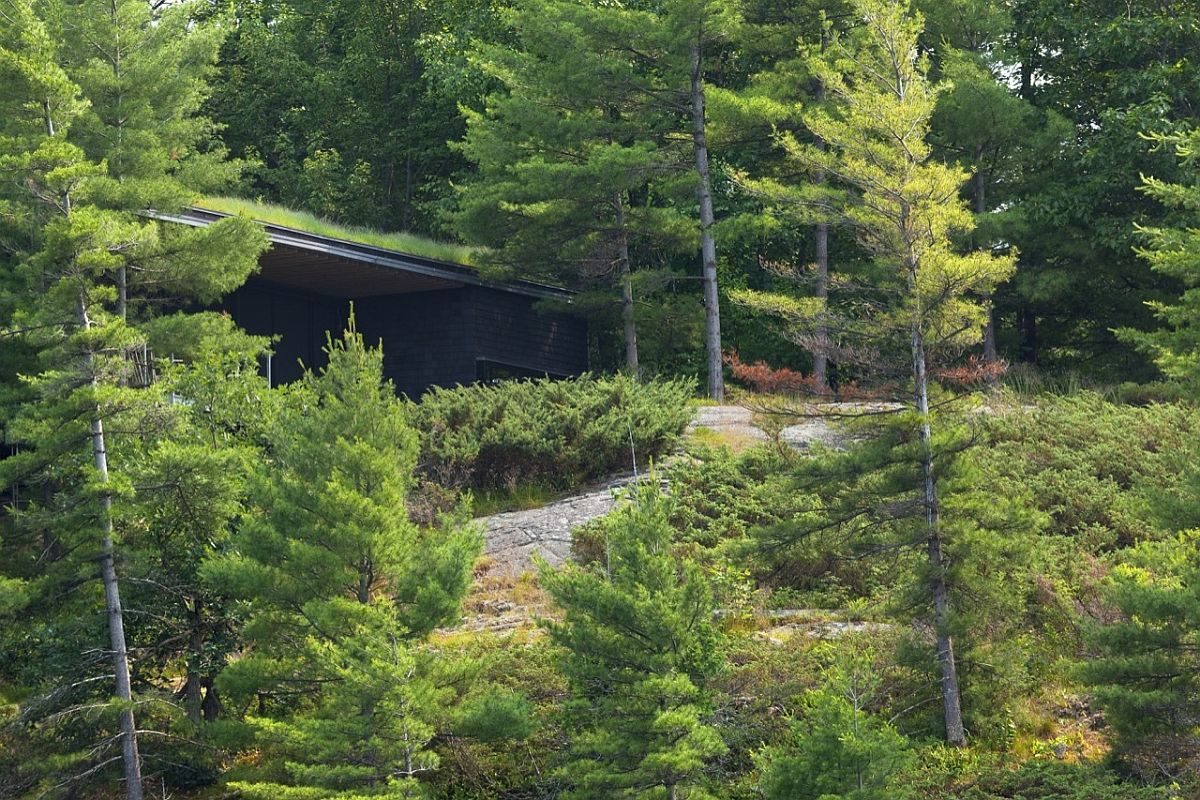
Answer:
757 639 912 800
454 0 695 376
539 486 726 799
922 0 1053 369
0 2 267 795
719 1 852 394
735 0 1014 745
1118 128 1200 385
121 318 274 732
203 323 481 798
649 0 743 400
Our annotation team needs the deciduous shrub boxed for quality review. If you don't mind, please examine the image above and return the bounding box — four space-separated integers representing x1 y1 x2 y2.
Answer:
725 350 819 395
408 373 694 491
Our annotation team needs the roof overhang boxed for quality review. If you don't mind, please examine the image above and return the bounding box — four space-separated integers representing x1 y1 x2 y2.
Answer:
149 207 574 302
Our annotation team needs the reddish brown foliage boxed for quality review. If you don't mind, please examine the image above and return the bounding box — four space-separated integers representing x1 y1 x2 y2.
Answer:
936 355 1008 387
723 351 820 395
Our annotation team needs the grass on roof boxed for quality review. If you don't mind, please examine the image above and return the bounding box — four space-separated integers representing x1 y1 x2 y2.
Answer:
196 196 481 266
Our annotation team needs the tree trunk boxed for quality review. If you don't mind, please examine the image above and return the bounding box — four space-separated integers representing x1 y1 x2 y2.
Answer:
813 60 830 393
200 678 222 722
79 297 145 800
1018 305 1037 365
911 320 966 747
614 192 640 377
690 38 724 402
184 596 204 726
975 171 998 370
117 266 127 321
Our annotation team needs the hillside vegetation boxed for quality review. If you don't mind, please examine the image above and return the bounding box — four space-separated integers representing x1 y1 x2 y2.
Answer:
5 0 1200 799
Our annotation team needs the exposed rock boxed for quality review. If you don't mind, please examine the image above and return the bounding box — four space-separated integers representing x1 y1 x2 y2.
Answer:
480 473 639 576
753 620 893 645
478 403 897 576
779 419 842 450
687 404 770 442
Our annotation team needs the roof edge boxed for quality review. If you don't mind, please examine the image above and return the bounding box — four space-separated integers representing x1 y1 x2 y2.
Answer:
148 207 574 302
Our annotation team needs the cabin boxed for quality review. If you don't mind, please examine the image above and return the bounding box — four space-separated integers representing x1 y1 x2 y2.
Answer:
160 207 588 397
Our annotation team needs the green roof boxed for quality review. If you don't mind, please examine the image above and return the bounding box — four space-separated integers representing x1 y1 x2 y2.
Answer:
195 196 480 266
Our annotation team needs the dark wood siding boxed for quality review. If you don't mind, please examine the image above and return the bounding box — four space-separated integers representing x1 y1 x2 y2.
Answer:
224 281 347 385
354 290 478 398
221 279 588 398
469 287 588 382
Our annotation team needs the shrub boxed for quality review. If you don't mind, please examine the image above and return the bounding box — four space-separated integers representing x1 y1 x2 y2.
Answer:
980 394 1200 549
955 760 1175 800
725 350 819 395
408 373 694 491
901 756 1178 800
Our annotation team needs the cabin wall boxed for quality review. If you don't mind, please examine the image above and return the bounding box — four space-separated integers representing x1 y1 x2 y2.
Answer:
224 282 346 385
469 287 588 383
222 279 588 398
354 290 478 398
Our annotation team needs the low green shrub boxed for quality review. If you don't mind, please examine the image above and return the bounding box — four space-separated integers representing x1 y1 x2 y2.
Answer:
956 760 1176 800
980 394 1200 549
901 753 1180 800
408 373 694 492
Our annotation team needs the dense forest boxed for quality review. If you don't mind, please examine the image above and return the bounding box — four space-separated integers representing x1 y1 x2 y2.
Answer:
3 0 1200 798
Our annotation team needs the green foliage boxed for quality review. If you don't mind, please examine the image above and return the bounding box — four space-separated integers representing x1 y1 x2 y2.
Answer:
954 760 1177 800
541 487 727 798
1117 128 1200 385
667 443 795 549
206 0 501 234
1001 0 1200 380
1079 533 1200 779
427 635 567 799
452 0 700 371
198 195 481 266
979 395 1200 549
757 409 1048 740
204 325 482 798
758 639 913 800
453 687 536 743
0 1 269 793
409 373 694 492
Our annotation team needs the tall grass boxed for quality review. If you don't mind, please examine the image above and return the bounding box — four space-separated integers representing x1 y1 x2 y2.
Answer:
195 196 481 266
1000 362 1118 401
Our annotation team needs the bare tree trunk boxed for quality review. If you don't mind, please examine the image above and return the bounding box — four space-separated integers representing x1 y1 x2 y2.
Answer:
975 171 997 369
690 38 724 402
614 192 640 377
79 297 145 800
813 62 830 393
911 319 966 747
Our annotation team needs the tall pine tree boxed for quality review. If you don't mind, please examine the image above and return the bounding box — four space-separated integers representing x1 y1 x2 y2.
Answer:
454 0 695 376
736 0 1014 745
0 1 267 795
